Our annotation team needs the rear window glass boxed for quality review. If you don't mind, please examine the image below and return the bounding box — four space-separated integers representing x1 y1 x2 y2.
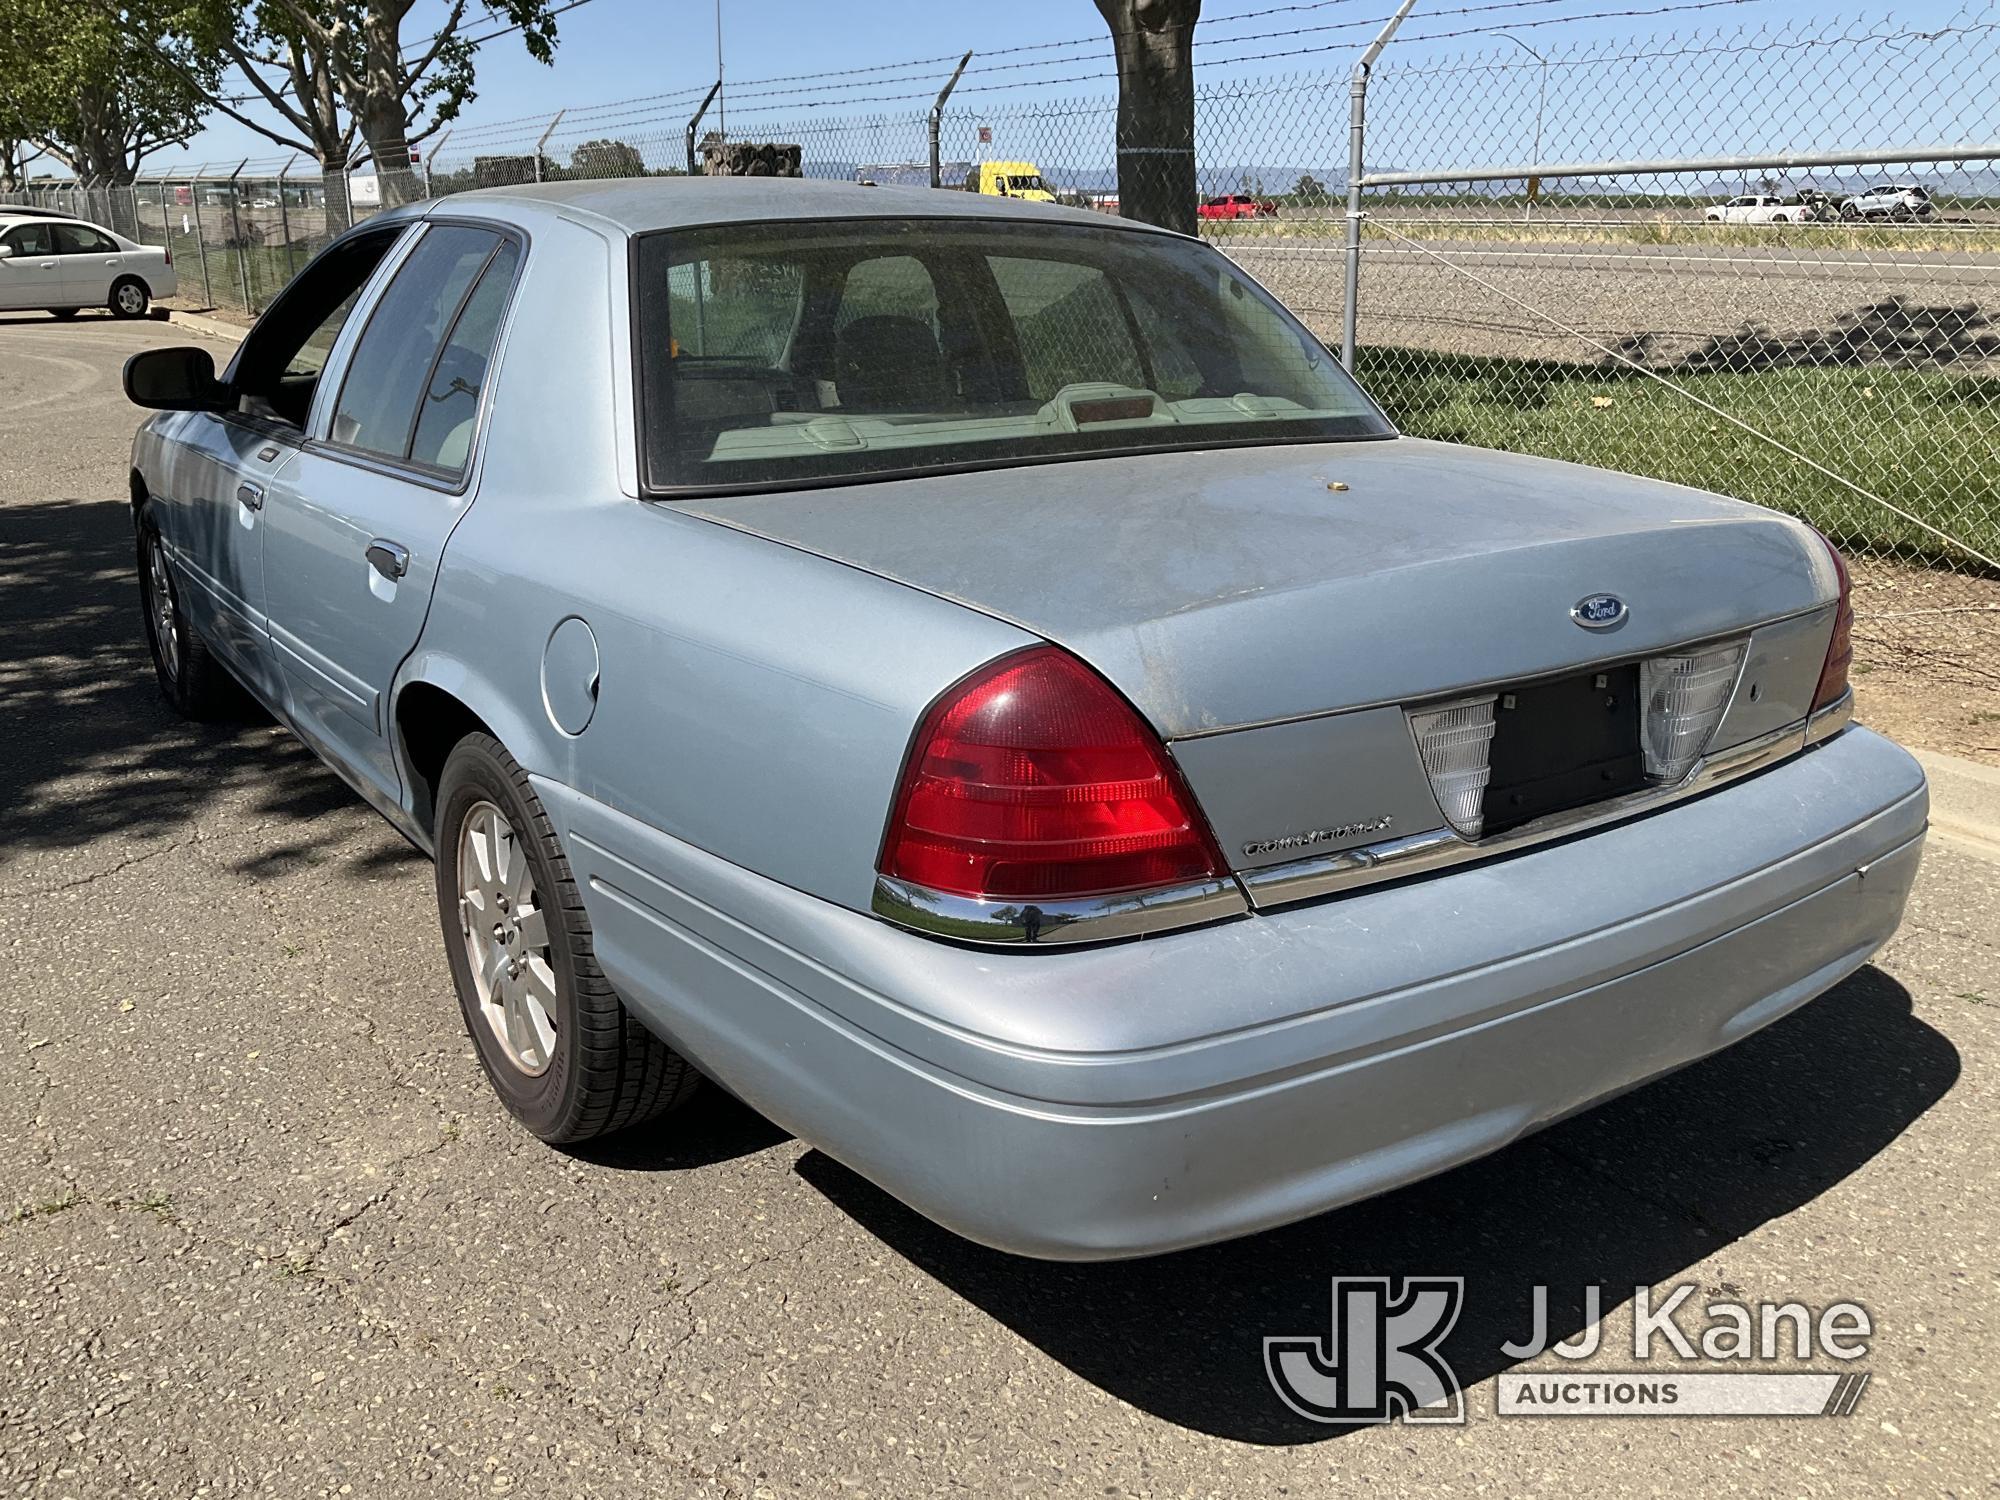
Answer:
635 218 1390 493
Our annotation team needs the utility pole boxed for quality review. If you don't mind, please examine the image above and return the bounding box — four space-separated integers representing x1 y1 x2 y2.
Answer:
714 0 727 146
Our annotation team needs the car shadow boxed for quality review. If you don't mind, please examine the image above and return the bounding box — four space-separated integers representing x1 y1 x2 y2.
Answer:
793 964 1955 1444
567 1086 794 1172
0 495 400 879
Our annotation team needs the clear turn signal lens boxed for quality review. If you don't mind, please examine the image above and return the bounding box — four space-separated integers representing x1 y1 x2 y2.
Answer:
1408 695 1498 839
1639 643 1747 784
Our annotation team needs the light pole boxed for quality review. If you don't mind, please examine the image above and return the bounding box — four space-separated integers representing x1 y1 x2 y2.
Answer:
1492 32 1547 225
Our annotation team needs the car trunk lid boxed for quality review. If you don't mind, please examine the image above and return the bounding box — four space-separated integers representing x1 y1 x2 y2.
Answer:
679 436 1836 739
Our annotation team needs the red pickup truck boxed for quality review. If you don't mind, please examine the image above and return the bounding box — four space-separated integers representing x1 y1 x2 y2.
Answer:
1196 194 1277 221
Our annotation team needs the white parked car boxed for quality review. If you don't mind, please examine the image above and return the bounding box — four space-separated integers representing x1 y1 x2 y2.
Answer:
0 215 176 319
1840 183 1935 220
1703 194 1808 224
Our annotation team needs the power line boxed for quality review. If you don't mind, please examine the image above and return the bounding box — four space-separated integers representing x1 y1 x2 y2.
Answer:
718 0 1774 115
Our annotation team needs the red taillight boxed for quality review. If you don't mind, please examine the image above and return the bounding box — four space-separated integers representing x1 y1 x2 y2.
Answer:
879 646 1225 902
1813 530 1854 711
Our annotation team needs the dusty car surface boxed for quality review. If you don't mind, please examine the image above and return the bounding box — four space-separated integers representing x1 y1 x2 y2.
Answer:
123 179 1926 1260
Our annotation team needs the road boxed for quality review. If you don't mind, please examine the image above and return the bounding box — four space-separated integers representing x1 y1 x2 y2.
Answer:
2 314 1996 1497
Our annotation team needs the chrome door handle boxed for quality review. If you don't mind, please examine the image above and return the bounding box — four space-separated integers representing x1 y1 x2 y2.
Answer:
236 481 264 510
366 539 410 580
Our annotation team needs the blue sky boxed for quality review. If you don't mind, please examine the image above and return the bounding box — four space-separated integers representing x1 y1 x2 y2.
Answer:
167 0 1981 176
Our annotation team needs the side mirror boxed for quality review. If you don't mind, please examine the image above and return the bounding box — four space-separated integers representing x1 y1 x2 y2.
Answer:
123 346 230 411
0 245 14 260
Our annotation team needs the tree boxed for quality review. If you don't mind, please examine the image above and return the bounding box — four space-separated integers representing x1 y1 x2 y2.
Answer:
172 2 359 176
1092 0 1200 235
168 0 563 208
0 0 217 188
569 137 645 180
1292 172 1327 205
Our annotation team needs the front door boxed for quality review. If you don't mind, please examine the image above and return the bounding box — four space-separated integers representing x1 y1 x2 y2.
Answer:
261 222 521 809
0 221 64 310
157 226 408 705
156 412 298 704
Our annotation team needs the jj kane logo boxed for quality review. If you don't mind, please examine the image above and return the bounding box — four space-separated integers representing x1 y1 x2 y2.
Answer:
1264 1277 1466 1424
1266 1279 1876 1424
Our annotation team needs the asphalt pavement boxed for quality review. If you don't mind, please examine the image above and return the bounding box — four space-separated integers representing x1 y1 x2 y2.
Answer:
2 312 1995 1497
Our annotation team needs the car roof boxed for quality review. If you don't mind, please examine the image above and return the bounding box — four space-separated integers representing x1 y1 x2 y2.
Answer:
0 213 101 230
409 177 1175 239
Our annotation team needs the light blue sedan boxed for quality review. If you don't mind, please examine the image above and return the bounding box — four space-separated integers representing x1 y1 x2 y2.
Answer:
123 180 1925 1259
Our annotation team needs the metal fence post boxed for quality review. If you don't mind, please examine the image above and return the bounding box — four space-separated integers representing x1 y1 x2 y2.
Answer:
277 155 297 277
930 53 973 189
188 164 213 307
227 159 250 312
685 81 722 174
1341 0 1420 372
533 111 566 182
423 130 450 197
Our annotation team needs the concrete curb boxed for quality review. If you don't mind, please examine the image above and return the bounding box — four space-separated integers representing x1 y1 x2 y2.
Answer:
164 309 248 345
1911 748 2000 863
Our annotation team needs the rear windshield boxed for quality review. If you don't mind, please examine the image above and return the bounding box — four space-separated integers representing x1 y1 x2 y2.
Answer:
635 218 1391 493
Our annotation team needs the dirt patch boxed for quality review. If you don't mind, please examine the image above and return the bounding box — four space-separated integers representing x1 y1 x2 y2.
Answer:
1849 557 2000 766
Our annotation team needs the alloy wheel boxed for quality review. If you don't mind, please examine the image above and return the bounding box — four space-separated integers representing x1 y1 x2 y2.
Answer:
456 800 558 1076
146 534 181 681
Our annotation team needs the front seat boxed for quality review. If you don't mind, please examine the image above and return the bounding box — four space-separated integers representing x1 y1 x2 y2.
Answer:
834 315 951 413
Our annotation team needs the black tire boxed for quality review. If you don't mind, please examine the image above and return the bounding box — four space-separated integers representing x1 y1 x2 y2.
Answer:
109 277 150 319
50 307 80 320
434 733 699 1143
137 512 241 720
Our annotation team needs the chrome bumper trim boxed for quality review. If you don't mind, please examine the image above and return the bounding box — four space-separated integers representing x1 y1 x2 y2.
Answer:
1242 712 1828 910
871 874 1250 947
1805 687 1855 746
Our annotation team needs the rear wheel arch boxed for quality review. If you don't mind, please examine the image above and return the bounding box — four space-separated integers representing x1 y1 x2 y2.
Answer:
396 682 497 840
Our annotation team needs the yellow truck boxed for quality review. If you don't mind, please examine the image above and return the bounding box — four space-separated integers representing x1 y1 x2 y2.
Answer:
969 161 1056 203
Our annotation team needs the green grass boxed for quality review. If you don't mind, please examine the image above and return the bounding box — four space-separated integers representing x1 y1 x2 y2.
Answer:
1357 348 2000 565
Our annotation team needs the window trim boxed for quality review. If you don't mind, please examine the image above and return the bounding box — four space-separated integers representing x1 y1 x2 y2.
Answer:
307 215 529 490
629 215 1396 500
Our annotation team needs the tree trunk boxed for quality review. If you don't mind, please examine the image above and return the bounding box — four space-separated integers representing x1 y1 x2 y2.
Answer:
355 10 421 208
358 97 421 208
1095 0 1200 236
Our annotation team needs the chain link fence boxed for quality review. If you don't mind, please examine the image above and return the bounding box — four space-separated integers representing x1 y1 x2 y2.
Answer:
5 12 1995 590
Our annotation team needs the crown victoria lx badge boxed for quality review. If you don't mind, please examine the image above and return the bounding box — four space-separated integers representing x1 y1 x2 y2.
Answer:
1571 593 1629 629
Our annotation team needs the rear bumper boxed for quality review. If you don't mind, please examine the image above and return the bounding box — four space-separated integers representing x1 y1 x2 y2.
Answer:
542 726 1926 1260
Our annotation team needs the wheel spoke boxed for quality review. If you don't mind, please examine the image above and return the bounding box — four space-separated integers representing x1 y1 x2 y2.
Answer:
513 906 548 951
499 981 535 1063
504 851 535 910
519 956 558 1031
479 942 507 1000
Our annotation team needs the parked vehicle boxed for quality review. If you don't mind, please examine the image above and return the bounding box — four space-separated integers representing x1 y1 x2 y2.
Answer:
1703 194 1811 224
968 161 1056 202
0 203 82 220
1197 193 1277 221
123 180 1923 1260
1840 183 1935 219
0 215 174 318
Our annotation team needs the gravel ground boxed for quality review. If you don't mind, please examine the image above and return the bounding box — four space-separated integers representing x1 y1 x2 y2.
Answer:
1226 236 2000 369
2 314 1996 1498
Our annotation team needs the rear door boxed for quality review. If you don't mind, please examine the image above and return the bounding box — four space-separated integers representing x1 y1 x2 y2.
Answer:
0 221 63 309
259 222 522 808
52 222 122 305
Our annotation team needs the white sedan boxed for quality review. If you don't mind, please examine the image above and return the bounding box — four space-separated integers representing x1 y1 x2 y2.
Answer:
1703 194 1808 224
0 215 176 319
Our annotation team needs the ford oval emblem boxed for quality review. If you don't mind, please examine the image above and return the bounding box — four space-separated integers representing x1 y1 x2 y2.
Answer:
1571 593 1629 630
